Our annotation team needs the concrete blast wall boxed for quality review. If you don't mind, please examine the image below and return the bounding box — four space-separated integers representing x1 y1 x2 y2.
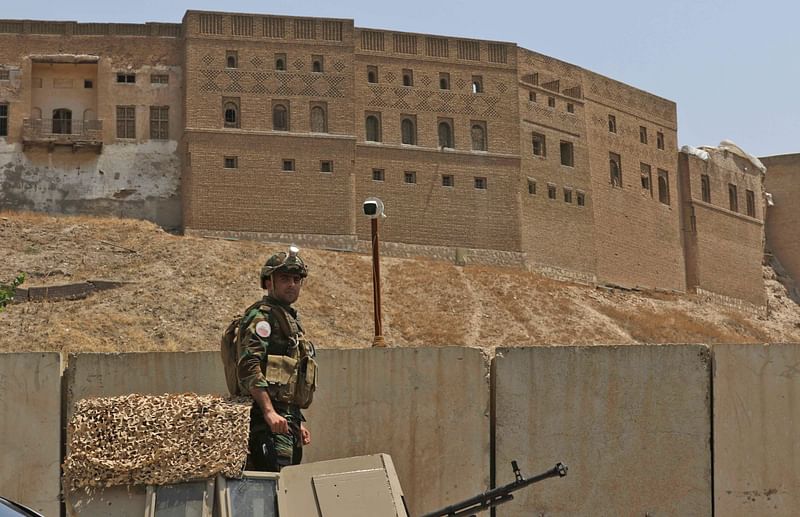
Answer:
713 343 800 516
494 345 712 516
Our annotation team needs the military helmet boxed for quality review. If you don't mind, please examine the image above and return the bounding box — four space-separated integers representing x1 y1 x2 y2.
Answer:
260 245 308 287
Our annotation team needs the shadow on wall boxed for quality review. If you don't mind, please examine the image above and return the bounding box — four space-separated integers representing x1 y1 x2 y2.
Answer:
768 252 800 304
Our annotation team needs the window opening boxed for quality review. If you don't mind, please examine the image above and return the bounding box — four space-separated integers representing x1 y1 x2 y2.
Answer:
366 114 381 142
560 141 574 167
658 169 670 205
609 152 622 187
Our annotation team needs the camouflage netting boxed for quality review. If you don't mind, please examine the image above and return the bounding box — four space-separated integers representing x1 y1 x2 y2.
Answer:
63 393 251 490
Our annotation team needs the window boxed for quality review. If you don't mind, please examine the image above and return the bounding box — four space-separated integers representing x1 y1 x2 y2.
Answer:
275 54 287 71
471 122 486 151
608 114 617 133
404 171 417 184
365 114 381 142
402 69 413 86
547 97 555 108
701 174 711 203
84 79 93 89
728 183 738 212
149 106 169 140
640 163 652 195
401 116 416 145
226 51 238 69
657 169 670 205
367 65 378 83
609 152 622 187
560 141 574 167
527 178 536 195
532 133 546 157
116 106 135 138
471 75 483 93
273 102 289 131
657 131 665 150
372 168 384 181
474 177 487 190
529 91 536 102
310 104 326 133
442 174 454 187
0 69 8 81
566 103 574 113
223 99 240 128
439 72 450 90
746 189 756 217
564 187 573 203
150 74 169 84
116 73 135 83
311 55 323 73
577 190 586 206
224 156 238 169
438 119 454 148
282 159 295 172
547 183 557 199
0 104 7 136
639 126 648 144
52 108 72 134
320 161 333 173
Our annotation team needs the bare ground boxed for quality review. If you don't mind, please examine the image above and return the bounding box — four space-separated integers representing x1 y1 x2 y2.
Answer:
1 210 799 353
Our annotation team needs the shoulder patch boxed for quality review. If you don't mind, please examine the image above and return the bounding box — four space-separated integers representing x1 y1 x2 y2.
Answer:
255 321 271 338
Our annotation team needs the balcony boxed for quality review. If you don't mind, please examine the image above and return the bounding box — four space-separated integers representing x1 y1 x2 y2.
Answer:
22 118 103 152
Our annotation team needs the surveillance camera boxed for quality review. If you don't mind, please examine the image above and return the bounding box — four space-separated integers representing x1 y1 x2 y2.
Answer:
362 197 385 219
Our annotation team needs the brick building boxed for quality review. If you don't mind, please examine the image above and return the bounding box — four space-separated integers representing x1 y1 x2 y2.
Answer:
761 153 800 288
0 11 773 304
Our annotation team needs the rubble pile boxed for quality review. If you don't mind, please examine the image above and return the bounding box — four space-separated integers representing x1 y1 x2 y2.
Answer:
63 393 251 489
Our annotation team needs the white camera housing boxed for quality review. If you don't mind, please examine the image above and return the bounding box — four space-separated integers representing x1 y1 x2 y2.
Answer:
362 197 385 219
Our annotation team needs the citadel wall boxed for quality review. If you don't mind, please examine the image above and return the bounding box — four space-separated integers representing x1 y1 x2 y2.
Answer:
761 153 800 287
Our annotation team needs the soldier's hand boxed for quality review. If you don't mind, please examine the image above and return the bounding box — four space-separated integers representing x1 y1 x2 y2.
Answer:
301 423 311 445
264 410 289 434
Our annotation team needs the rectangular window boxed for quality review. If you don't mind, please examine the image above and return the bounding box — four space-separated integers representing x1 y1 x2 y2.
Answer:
116 106 136 139
560 141 574 167
275 53 287 71
547 183 556 199
577 190 586 206
746 189 756 217
320 161 333 173
527 178 536 195
547 96 555 108
372 168 384 182
639 126 648 144
439 72 450 90
640 163 652 195
728 183 738 212
84 79 93 89
608 114 617 133
0 69 8 81
311 55 324 72
367 65 378 83
701 174 711 202
474 177 487 190
564 187 573 203
116 73 135 84
658 169 670 205
282 159 295 172
442 174 454 187
529 91 536 102
149 106 169 140
404 171 417 184
150 74 169 84
532 132 546 157
0 104 7 137
224 156 238 169
401 69 413 86
609 152 622 187
567 102 574 113
657 131 665 150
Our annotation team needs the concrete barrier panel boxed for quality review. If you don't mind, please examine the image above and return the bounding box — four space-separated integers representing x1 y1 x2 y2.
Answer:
302 347 490 517
713 343 800 515
494 345 712 516
0 352 61 517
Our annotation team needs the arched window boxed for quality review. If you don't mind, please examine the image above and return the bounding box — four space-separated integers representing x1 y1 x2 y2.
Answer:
367 70 377 83
401 118 416 145
365 115 380 142
273 104 288 131
224 102 239 128
471 124 486 151
403 74 412 86
438 121 453 149
226 55 236 68
310 106 326 133
276 58 285 71
52 108 72 134
312 61 322 73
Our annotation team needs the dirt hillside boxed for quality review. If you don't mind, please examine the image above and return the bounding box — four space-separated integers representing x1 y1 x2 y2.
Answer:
2 211 799 353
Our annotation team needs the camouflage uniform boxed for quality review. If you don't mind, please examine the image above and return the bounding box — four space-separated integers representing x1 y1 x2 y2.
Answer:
238 296 307 471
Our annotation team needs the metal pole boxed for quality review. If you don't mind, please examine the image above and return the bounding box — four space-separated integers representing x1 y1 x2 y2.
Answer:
371 217 385 347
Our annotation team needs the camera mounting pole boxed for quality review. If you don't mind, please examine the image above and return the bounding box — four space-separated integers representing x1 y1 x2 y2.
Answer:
362 197 386 347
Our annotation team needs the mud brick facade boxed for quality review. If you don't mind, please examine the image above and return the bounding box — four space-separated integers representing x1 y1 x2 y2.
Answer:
0 10 778 304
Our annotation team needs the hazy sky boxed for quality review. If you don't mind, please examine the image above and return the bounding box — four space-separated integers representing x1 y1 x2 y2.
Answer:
5 0 797 157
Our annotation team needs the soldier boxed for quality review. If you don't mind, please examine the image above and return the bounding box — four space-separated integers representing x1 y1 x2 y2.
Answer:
237 246 318 471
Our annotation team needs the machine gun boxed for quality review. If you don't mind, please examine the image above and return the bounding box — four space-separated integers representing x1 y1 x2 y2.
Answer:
420 461 568 517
